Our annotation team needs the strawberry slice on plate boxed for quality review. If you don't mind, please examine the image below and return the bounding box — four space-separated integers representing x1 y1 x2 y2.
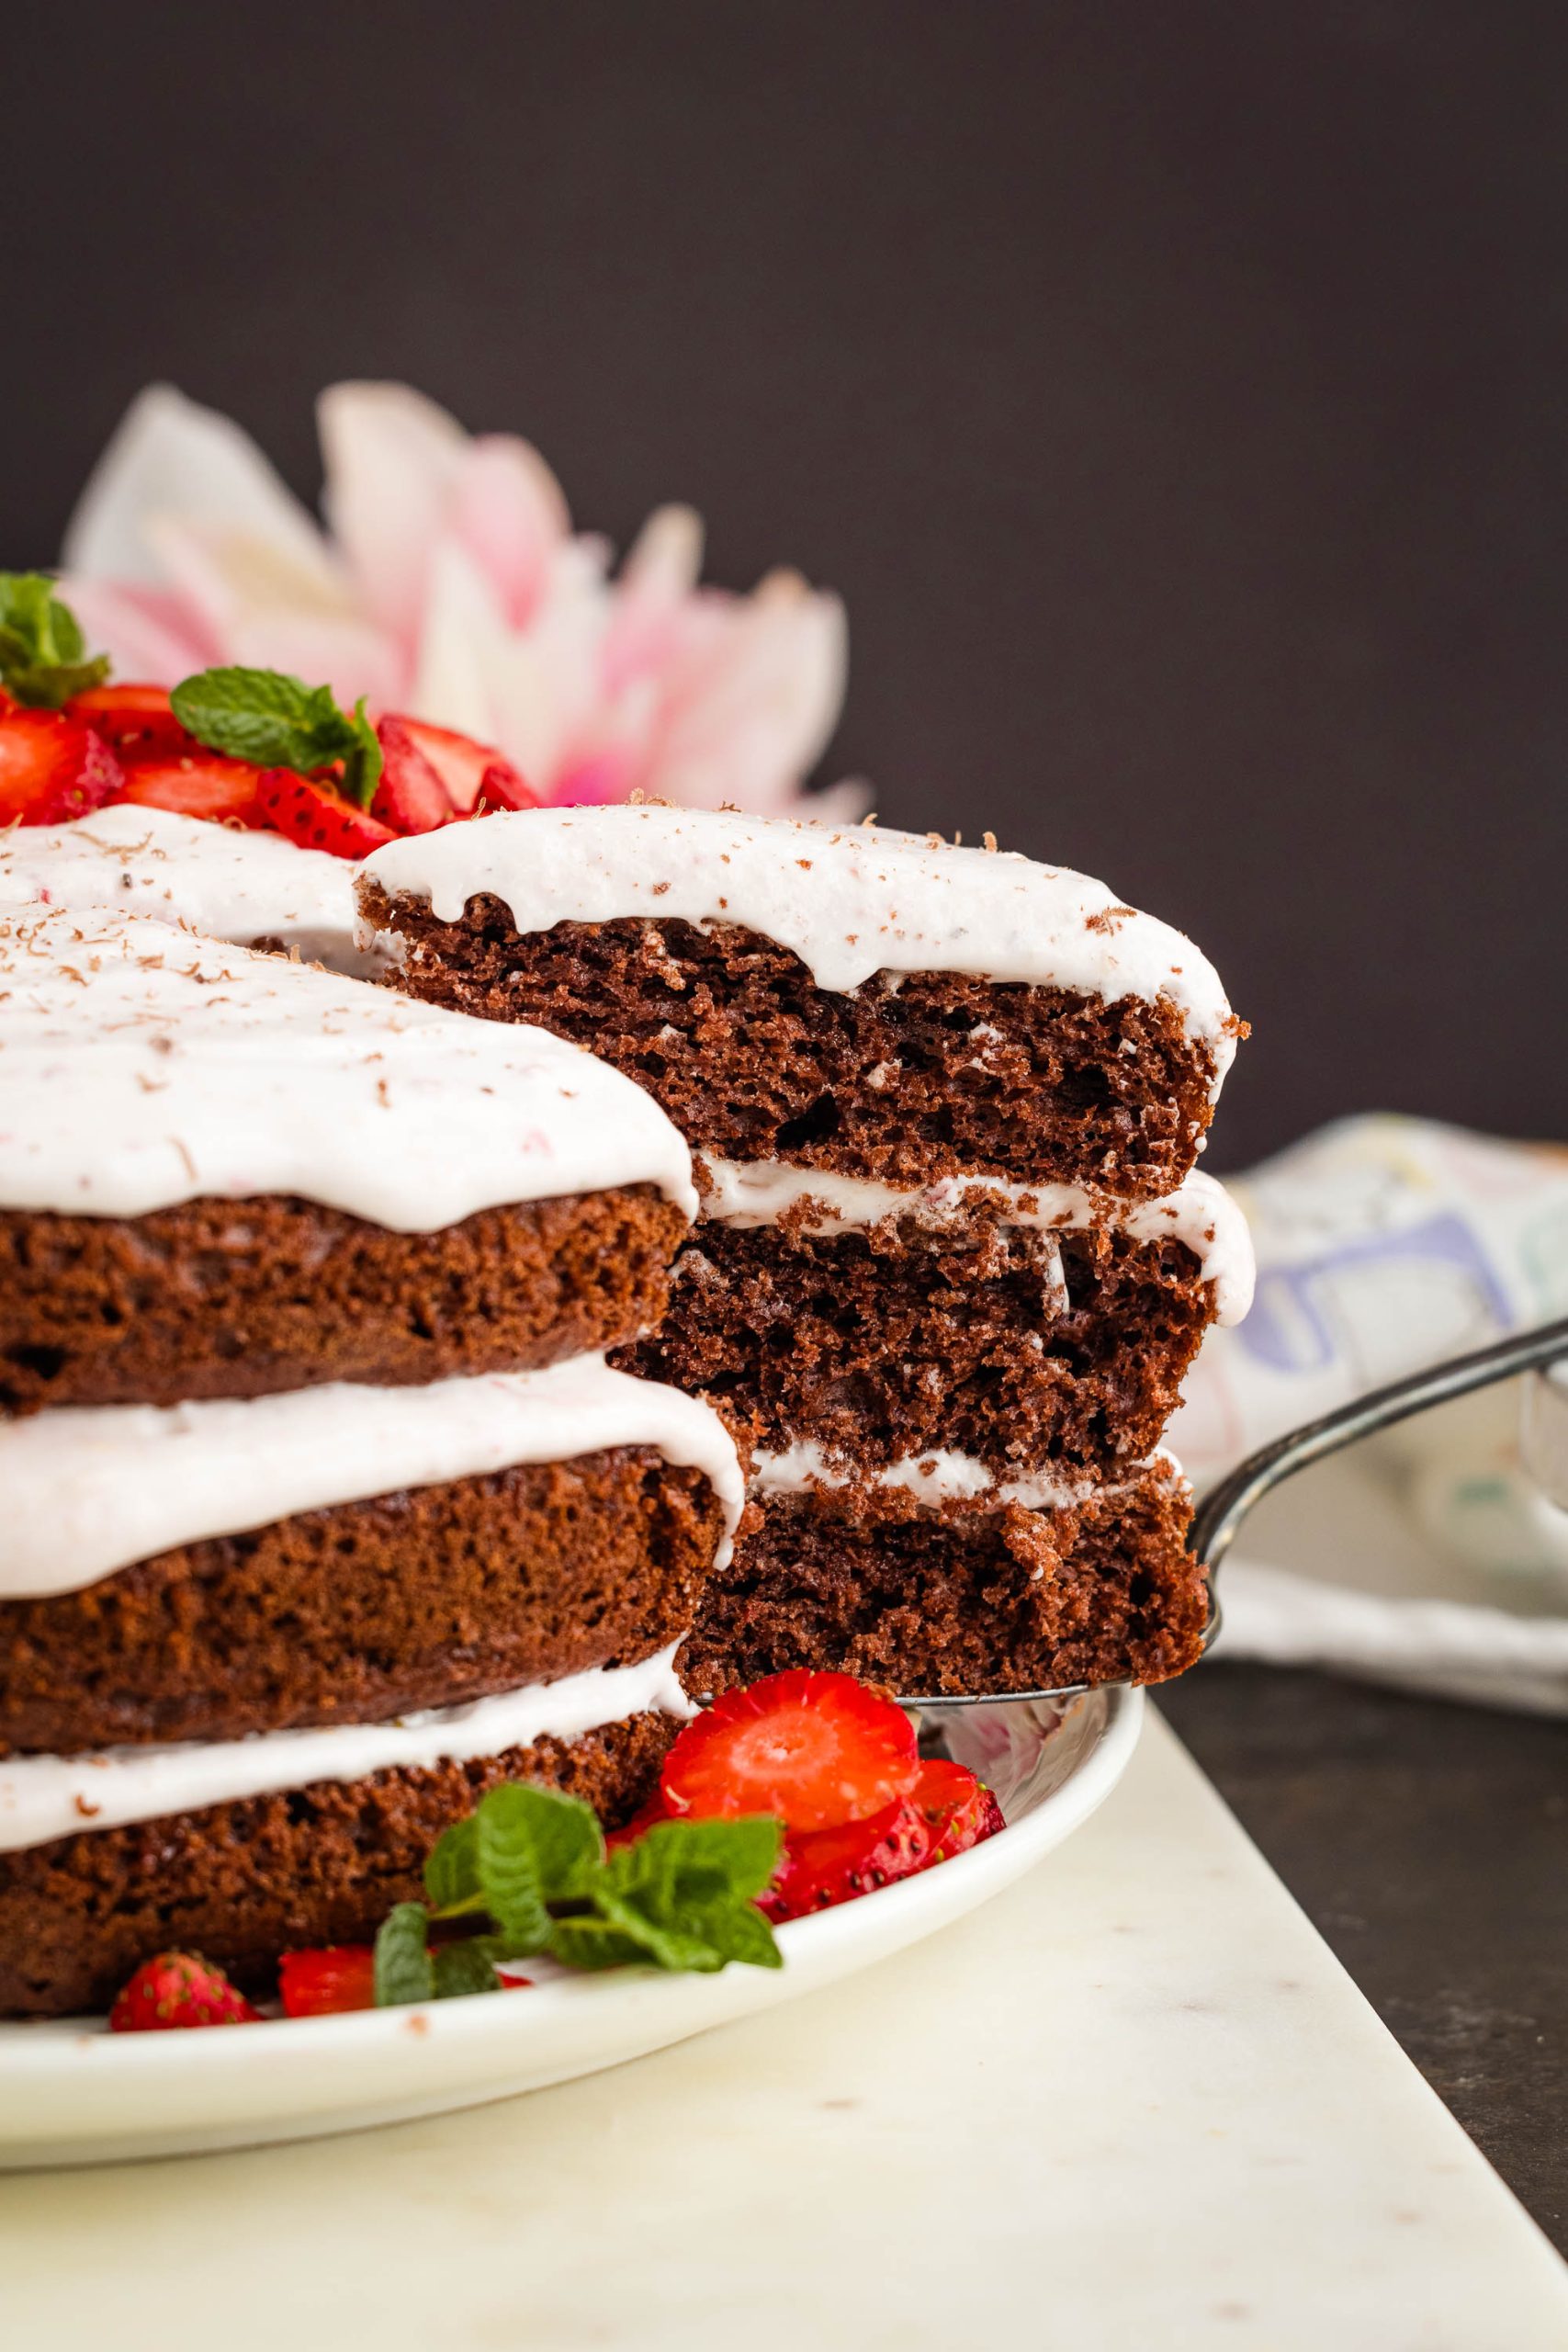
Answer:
661 1668 920 1833
911 1758 1006 1863
108 1951 260 2031
372 715 454 835
277 1945 377 2018
761 1796 932 1921
255 771 396 859
69 682 193 761
115 753 266 824
386 714 538 814
0 707 121 825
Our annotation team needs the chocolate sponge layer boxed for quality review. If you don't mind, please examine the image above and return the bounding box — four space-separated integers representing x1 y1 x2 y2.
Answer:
0 1183 685 1415
681 1466 1203 1699
618 1211 1216 1481
0 1712 673 2018
359 888 1220 1199
0 1176 686 1411
1 1450 723 1754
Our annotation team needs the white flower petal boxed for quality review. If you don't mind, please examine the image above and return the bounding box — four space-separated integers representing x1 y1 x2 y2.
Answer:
62 384 334 590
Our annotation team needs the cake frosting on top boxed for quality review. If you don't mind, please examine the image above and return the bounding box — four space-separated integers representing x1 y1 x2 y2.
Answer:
358 804 1241 1083
0 805 368 969
0 907 696 1227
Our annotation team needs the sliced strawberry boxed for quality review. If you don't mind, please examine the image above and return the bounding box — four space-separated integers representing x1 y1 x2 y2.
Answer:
472 760 540 814
69 682 193 761
371 714 454 835
115 753 266 825
912 1758 1006 1863
761 1797 932 1921
0 708 121 826
277 1945 376 2018
661 1668 919 1834
108 1950 261 2030
389 714 538 813
255 770 396 859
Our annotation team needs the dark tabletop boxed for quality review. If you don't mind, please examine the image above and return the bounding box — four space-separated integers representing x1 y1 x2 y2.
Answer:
8 0 1567 2244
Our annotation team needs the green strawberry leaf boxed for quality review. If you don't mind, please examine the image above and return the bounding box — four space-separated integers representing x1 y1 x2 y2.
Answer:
373 1902 434 2007
0 573 110 708
431 1938 504 1999
169 665 383 805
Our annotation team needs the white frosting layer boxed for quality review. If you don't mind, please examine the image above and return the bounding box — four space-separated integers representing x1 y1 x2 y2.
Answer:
358 806 1239 1088
0 908 696 1226
0 1356 744 1600
697 1158 1255 1326
751 1441 1181 1512
0 1644 692 1855
0 806 371 973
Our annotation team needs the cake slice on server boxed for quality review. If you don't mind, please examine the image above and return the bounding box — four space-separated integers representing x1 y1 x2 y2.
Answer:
0 910 741 2017
355 805 1253 1700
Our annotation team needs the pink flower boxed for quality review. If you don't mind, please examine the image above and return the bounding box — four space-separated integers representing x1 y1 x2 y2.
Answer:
61 382 864 818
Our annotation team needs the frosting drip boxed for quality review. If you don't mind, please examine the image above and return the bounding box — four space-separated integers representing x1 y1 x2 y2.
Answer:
0 1355 745 1599
696 1157 1255 1326
0 1643 693 1854
0 805 370 972
0 908 696 1226
357 805 1239 1087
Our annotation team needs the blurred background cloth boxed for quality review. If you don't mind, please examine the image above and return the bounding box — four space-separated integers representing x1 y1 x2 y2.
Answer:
1176 1116 1568 1713
5 1 1565 1170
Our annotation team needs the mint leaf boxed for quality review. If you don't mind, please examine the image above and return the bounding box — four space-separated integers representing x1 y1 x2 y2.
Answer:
431 1939 503 1999
423 1814 481 1913
373 1902 434 2007
546 1916 651 1973
474 1782 603 1953
169 665 383 805
579 1816 784 1974
0 572 110 708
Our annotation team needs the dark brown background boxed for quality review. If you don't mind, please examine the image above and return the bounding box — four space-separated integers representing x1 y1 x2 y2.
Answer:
8 1 1567 1166
7 0 1567 2250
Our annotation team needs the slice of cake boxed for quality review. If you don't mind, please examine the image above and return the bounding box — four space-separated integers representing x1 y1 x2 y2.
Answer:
0 910 742 2015
356 807 1252 1699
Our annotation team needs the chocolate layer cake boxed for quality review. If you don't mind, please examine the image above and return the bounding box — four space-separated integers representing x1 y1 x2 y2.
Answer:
0 910 743 2016
358 806 1253 1699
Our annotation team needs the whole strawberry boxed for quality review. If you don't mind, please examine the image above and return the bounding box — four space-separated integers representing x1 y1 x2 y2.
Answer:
108 1950 261 2031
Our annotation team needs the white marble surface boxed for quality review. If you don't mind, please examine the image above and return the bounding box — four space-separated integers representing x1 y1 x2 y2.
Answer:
4 1713 1564 2349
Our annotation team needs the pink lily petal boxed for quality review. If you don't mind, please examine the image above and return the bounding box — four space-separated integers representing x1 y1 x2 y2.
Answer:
318 382 467 647
448 435 571 631
603 504 705 694
53 577 217 683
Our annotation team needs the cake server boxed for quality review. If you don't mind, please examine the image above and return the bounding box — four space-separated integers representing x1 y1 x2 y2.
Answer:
903 1312 1568 1708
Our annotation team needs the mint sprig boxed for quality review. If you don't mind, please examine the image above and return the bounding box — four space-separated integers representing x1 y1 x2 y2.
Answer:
169 665 383 806
0 573 110 708
372 1781 784 2007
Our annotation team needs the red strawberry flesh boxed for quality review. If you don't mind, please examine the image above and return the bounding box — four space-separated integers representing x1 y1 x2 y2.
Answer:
108 1950 260 2031
373 715 455 834
390 714 537 812
912 1758 1006 1863
115 754 265 825
660 1668 919 1833
255 771 396 859
277 1945 377 2018
761 1796 932 1921
69 683 193 761
0 710 121 826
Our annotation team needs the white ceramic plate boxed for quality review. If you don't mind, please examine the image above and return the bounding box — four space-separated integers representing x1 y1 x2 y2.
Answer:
0 1686 1141 2169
